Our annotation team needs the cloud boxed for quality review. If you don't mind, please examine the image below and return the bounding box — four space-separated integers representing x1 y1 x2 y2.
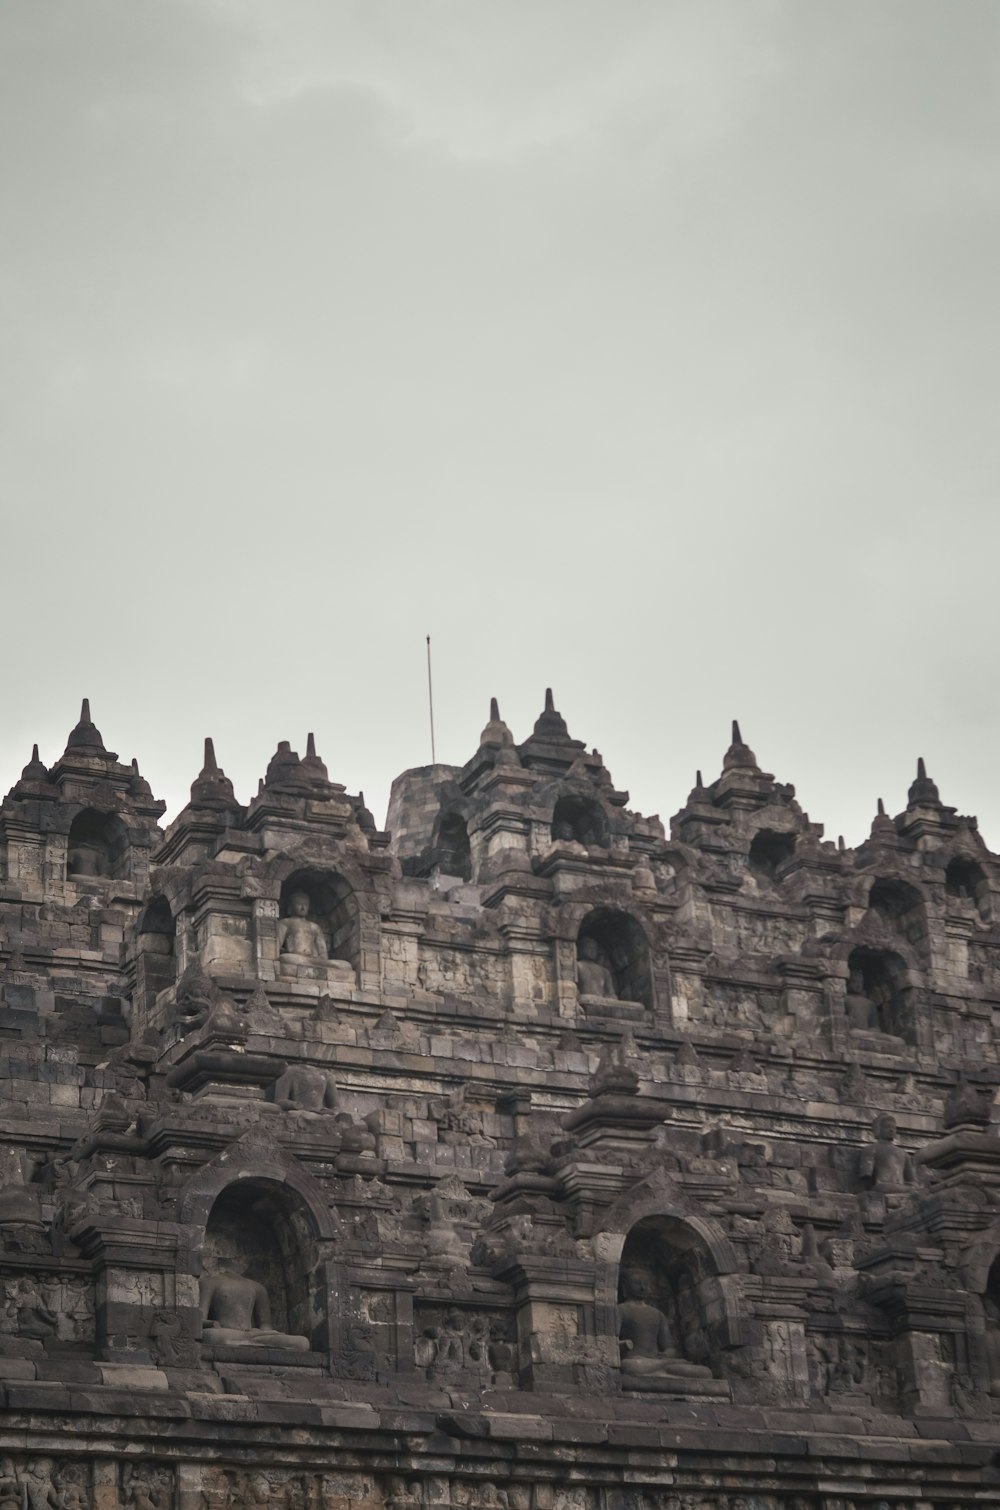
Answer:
212 0 784 162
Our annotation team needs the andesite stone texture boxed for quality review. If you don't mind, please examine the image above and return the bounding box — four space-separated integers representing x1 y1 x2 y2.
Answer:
2 695 1000 1509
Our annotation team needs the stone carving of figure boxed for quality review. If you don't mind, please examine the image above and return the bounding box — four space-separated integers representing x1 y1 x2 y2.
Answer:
67 843 106 878
20 1460 61 1510
844 970 877 1031
200 1270 310 1352
423 1308 465 1374
577 937 618 1000
617 1269 713 1380
2 1276 58 1339
0 1460 21 1510
271 1064 338 1114
277 892 328 961
173 967 215 1033
859 1114 915 1190
335 1112 377 1155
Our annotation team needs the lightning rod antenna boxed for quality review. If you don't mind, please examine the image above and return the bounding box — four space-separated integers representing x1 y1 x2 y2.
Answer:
426 635 437 765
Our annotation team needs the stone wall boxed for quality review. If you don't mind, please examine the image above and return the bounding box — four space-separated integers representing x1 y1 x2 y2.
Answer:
1 699 1000 1506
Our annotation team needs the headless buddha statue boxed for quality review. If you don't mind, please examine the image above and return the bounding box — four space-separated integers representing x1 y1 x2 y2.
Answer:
199 1270 309 1351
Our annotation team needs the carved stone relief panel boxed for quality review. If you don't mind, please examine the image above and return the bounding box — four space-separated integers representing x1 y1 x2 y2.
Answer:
0 1271 95 1344
197 1467 379 1510
121 1463 176 1510
0 1459 94 1510
413 1302 515 1384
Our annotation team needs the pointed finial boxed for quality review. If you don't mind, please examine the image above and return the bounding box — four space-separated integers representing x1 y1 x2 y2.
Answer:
355 789 376 832
722 719 758 772
19 743 48 782
907 754 941 808
189 735 236 807
300 731 330 784
695 769 704 789
129 757 154 798
480 695 514 749
64 697 110 756
838 834 845 852
530 687 572 742
257 777 264 795
877 798 885 816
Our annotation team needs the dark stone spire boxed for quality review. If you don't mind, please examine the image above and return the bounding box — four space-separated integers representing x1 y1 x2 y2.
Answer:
722 718 759 772
870 796 895 838
531 687 571 742
190 737 237 807
19 743 47 782
264 740 304 791
64 697 109 757
300 731 330 785
908 756 941 807
479 696 514 749
128 757 154 800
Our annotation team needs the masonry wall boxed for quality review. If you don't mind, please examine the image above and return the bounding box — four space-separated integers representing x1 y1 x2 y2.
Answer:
1 701 1000 1510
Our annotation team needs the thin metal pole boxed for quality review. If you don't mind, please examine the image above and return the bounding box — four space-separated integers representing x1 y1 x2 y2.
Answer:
426 635 436 764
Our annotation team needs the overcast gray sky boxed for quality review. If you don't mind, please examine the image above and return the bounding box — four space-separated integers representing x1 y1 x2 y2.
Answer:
2 2 998 845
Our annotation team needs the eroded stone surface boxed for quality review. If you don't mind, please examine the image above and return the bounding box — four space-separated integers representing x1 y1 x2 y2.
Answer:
1 700 1000 1505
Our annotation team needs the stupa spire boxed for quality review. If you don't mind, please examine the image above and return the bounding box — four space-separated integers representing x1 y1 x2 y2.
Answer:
64 697 110 757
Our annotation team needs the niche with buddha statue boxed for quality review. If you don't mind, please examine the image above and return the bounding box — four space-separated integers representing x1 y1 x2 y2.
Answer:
66 808 130 881
277 869 358 983
616 1216 734 1398
199 1179 326 1359
575 908 652 1016
946 855 991 923
844 946 915 1044
552 794 608 848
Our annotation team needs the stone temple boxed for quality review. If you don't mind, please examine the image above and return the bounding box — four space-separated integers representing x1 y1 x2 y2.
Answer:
2 695 1000 1510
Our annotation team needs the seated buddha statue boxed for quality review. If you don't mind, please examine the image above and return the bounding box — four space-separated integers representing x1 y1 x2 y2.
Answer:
577 937 618 1000
199 1270 309 1352
277 892 328 962
618 1269 713 1381
271 1064 338 1115
859 1114 915 1191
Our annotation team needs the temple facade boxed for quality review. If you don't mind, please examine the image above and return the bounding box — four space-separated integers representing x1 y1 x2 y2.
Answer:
1 694 1000 1510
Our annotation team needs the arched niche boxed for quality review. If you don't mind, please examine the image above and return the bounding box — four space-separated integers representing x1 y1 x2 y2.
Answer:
577 907 652 1011
137 895 174 956
748 829 796 882
845 945 913 1041
278 868 359 972
866 877 927 952
552 794 608 847
66 809 129 881
978 1253 1000 1398
946 857 991 922
134 894 176 1004
617 1215 735 1388
435 811 472 882
201 1178 324 1352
